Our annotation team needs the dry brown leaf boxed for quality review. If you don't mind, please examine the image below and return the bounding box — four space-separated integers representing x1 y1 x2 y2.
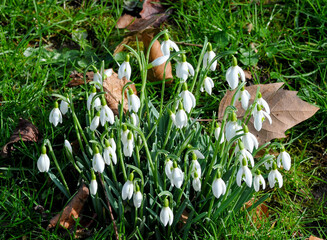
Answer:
309 236 324 240
102 69 137 115
140 0 166 19
142 31 173 82
245 198 269 227
47 184 89 230
116 14 136 29
1 118 39 158
67 69 136 114
218 83 319 145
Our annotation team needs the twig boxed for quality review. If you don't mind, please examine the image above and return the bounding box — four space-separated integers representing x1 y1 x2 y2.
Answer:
98 173 120 240
175 42 203 48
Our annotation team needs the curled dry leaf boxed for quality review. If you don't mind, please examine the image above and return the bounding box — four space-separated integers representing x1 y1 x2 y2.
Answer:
67 69 136 114
142 31 173 82
218 83 319 145
1 118 39 158
116 14 136 29
47 183 89 230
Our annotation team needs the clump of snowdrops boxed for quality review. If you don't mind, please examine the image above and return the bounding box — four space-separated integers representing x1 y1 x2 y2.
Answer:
37 30 291 238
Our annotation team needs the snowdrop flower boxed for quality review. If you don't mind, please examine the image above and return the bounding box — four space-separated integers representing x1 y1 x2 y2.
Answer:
235 86 251 110
90 111 100 131
93 71 102 89
100 98 115 126
253 105 272 131
254 92 270 115
212 171 226 199
179 84 196 113
49 101 63 127
118 54 132 80
203 43 217 71
277 147 291 171
109 134 116 152
133 184 143 208
236 158 252 187
37 145 50 173
214 123 225 144
104 69 113 79
241 124 259 153
268 162 283 188
127 88 141 113
103 139 117 165
89 171 98 195
122 173 134 200
176 54 194 82
171 161 184 188
64 140 72 155
200 76 214 95
193 150 205 159
192 171 201 192
160 198 174 227
226 56 245 90
225 112 242 141
130 112 139 126
87 86 101 111
165 159 173 181
121 125 130 144
237 141 255 167
60 99 70 115
175 103 188 129
123 132 134 157
92 147 105 173
150 55 169 67
161 32 179 56
191 153 201 178
168 109 176 125
253 170 266 192
264 158 274 170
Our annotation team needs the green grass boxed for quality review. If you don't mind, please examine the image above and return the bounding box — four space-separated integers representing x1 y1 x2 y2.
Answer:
1 0 327 238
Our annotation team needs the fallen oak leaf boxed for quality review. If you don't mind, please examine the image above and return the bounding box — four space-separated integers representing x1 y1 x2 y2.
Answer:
47 183 89 230
218 83 319 145
116 14 136 29
1 118 39 158
140 0 167 19
67 69 137 114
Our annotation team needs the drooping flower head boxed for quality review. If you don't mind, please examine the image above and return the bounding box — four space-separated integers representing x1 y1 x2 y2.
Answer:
192 171 201 192
64 140 73 155
175 102 188 129
191 153 201 178
49 101 63 127
100 97 115 126
60 97 70 115
122 172 134 200
237 140 254 167
161 32 179 57
253 170 266 192
226 56 245 90
93 68 103 89
103 139 117 165
268 162 283 188
171 161 184 188
165 159 173 181
203 43 217 71
277 146 291 171
160 198 174 227
214 122 225 144
236 158 252 188
118 53 132 80
253 104 272 131
92 146 105 173
133 184 143 208
37 145 50 173
89 170 98 195
200 76 214 95
176 54 194 82
212 170 226 199
241 124 259 153
87 86 101 111
225 111 242 141
235 86 251 110
254 92 270 115
127 88 140 113
123 131 134 157
179 83 196 113
90 111 100 131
